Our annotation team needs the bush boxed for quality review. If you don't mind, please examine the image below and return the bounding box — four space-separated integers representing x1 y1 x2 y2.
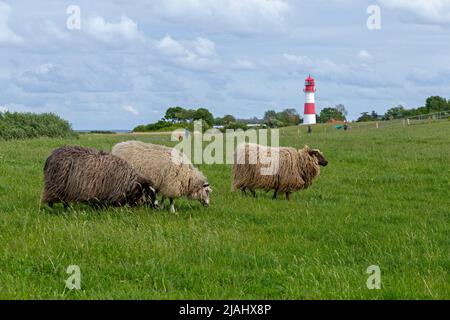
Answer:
0 112 76 140
223 122 249 131
133 120 187 132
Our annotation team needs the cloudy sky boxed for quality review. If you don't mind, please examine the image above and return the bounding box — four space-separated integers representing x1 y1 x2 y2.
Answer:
0 0 449 129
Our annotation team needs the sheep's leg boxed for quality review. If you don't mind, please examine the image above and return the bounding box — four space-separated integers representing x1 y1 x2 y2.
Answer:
273 190 278 200
47 202 54 208
285 192 291 201
63 202 69 209
159 196 166 210
169 198 176 214
241 187 247 195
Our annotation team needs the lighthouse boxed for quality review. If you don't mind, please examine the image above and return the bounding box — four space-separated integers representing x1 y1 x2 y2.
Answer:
303 75 317 125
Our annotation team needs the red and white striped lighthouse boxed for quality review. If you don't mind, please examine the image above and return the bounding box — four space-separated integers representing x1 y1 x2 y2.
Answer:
303 75 317 125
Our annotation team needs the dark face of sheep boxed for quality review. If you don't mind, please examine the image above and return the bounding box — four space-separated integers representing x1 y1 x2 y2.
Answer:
308 149 328 166
128 178 157 207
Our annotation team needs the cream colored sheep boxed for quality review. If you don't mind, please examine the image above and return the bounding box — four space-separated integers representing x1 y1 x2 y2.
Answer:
112 141 211 213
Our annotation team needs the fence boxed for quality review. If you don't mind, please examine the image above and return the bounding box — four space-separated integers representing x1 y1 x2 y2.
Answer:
349 110 450 131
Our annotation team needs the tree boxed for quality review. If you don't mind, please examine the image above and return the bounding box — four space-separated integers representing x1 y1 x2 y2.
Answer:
357 112 371 122
276 108 301 126
370 110 380 120
264 110 277 121
213 117 224 126
180 109 196 122
193 108 214 126
164 106 185 123
263 110 280 128
357 110 381 122
425 96 448 112
335 104 348 118
319 106 346 123
223 115 236 125
382 105 407 120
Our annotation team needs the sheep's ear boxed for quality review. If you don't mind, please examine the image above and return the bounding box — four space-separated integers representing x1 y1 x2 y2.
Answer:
147 186 157 198
300 145 309 153
204 183 212 193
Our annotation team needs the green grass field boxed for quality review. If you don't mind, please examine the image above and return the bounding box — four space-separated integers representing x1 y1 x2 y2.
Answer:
0 122 448 299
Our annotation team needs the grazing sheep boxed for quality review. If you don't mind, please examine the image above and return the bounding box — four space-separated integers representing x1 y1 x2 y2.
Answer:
41 146 157 209
112 141 212 213
232 143 328 200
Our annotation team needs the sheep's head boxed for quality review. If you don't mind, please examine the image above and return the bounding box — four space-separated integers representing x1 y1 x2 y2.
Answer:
189 181 212 207
307 148 328 167
130 177 157 207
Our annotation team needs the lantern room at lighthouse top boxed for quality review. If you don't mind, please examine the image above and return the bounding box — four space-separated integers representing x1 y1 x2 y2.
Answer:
304 75 316 93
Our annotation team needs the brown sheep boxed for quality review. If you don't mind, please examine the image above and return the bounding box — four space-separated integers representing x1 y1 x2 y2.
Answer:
232 143 328 200
41 146 157 209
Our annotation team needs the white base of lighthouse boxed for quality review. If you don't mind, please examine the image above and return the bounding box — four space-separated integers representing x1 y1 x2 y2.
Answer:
303 114 317 125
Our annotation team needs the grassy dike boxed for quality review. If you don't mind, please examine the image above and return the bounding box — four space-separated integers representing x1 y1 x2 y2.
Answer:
0 122 448 299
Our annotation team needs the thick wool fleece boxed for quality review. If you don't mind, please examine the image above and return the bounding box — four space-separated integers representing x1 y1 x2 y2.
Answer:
42 146 153 207
112 141 208 199
232 143 321 193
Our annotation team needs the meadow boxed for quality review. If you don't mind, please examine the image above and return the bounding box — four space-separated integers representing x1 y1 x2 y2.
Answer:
0 122 448 299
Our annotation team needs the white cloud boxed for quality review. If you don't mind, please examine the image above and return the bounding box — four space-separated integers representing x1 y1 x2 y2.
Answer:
378 0 450 24
156 35 187 57
0 105 7 112
122 105 139 115
0 2 23 44
155 35 219 70
152 0 290 33
85 15 143 41
194 37 216 57
358 50 373 62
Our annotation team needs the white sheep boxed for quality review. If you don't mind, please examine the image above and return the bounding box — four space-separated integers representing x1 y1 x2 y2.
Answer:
112 141 212 213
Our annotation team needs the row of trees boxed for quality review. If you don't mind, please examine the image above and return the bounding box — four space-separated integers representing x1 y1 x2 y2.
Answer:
134 107 303 132
164 107 214 126
316 96 449 123
134 107 215 132
357 96 450 122
134 95 449 132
